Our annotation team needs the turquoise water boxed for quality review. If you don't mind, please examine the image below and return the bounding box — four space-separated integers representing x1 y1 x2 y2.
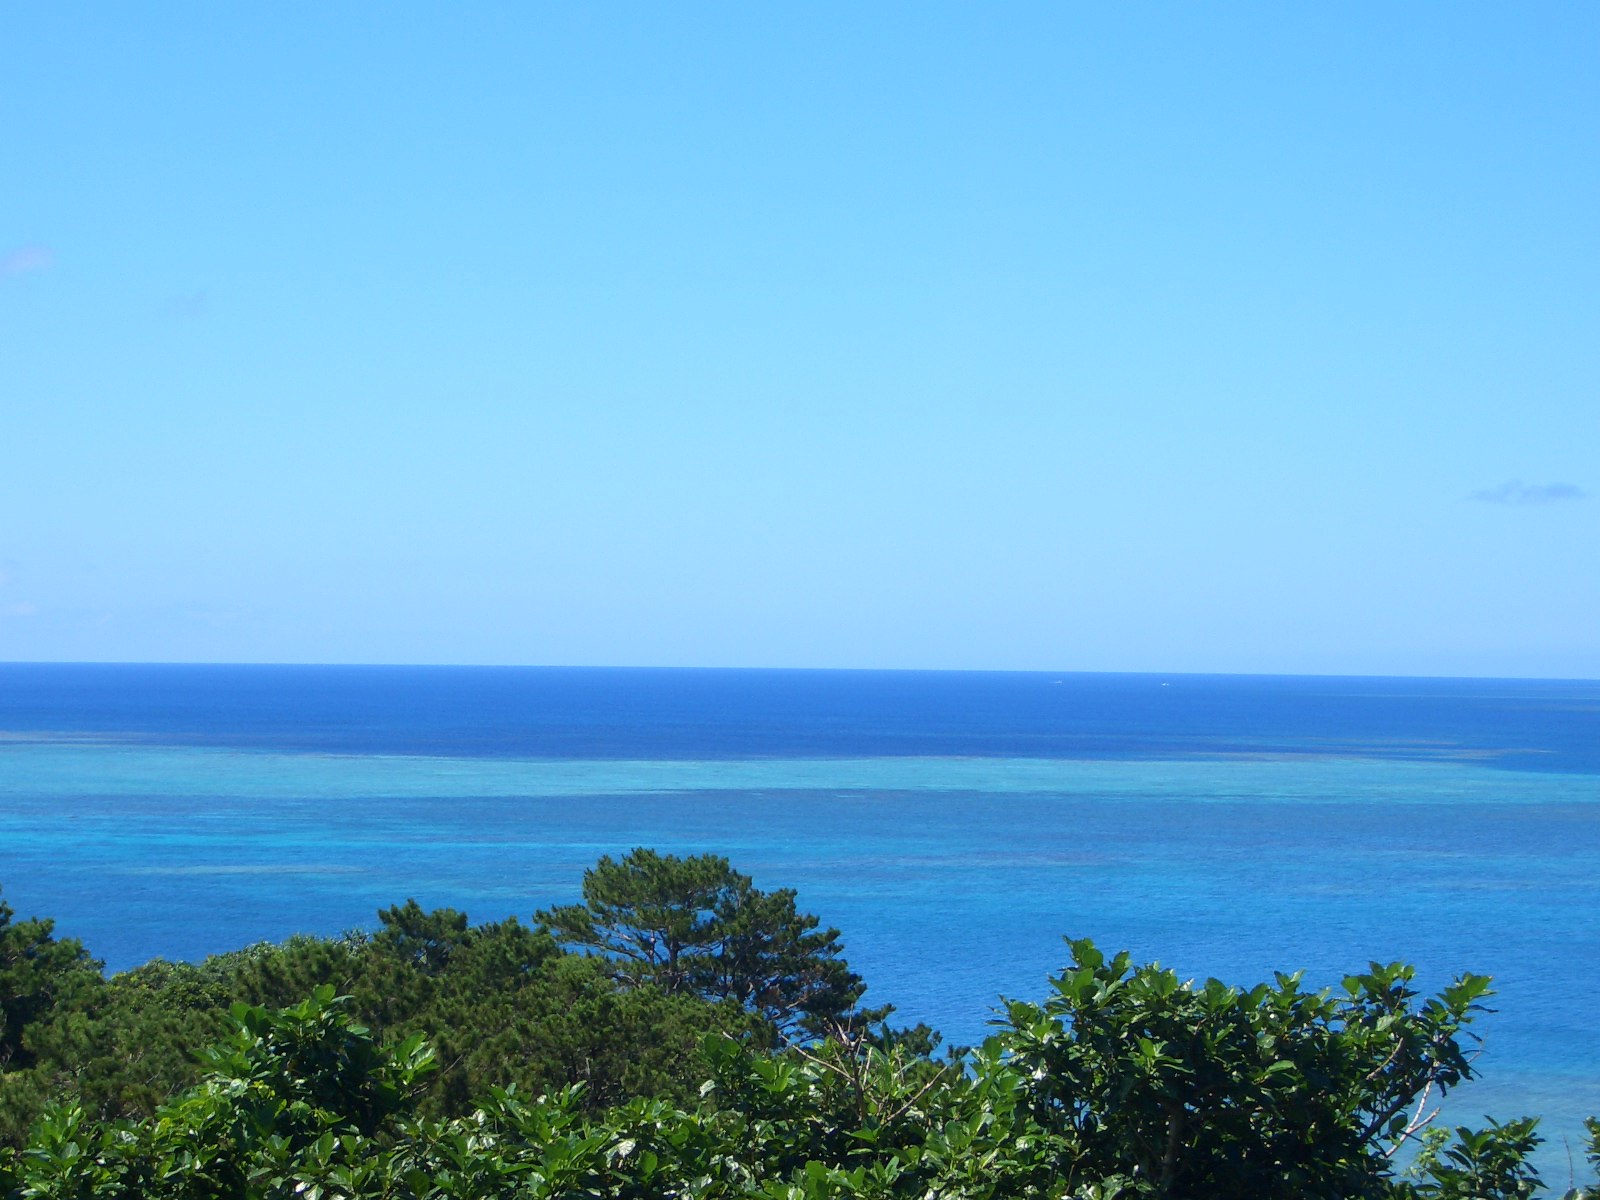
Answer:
1 666 1597 1179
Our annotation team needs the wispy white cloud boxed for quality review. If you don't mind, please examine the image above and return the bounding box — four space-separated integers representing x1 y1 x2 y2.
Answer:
1470 480 1586 505
1 244 55 276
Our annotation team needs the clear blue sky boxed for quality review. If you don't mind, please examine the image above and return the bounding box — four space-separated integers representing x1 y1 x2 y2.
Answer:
3 4 1596 676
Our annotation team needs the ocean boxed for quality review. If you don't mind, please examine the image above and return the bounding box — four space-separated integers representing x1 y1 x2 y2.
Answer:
2 664 1597 1177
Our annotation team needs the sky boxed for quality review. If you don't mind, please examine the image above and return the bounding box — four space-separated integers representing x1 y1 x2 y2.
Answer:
3 4 1597 677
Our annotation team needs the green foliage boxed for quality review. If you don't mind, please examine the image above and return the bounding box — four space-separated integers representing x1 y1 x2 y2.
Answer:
199 985 436 1137
1581 1118 1600 1200
372 901 471 976
3 987 434 1200
0 889 103 1073
994 940 1495 1199
536 848 866 1036
2 858 1598 1199
1406 1118 1547 1200
1 892 771 1146
9 969 1584 1200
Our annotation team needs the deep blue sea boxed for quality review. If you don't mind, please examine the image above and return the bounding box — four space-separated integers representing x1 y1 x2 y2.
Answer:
2 665 1597 1177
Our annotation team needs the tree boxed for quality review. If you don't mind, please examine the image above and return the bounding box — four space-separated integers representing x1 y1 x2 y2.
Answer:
0 887 102 1072
997 938 1497 1200
535 849 865 1037
6 871 1600 1200
372 899 472 975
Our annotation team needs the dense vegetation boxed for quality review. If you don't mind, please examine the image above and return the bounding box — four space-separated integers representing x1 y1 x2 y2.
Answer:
1 850 1596 1198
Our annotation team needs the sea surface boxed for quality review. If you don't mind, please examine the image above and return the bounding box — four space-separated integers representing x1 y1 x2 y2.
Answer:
2 664 1597 1178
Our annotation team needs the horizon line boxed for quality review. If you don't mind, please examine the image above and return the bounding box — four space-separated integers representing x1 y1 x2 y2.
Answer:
1 659 1596 685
